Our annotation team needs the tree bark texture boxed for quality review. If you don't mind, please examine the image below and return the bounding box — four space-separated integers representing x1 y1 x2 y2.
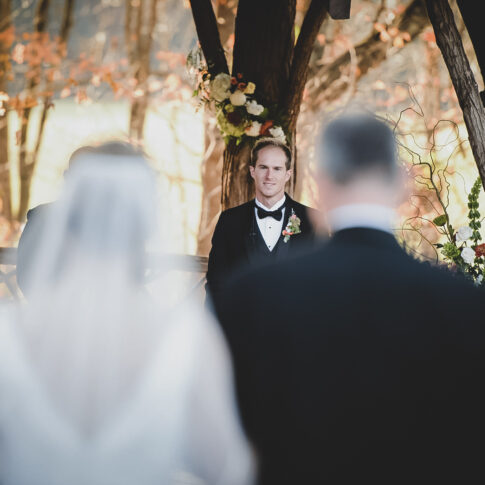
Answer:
425 0 485 189
0 0 12 220
456 0 485 105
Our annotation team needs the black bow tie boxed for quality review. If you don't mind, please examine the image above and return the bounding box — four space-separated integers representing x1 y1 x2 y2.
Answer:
257 206 284 221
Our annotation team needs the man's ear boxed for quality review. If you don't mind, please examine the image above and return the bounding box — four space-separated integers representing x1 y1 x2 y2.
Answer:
249 165 255 180
285 169 292 182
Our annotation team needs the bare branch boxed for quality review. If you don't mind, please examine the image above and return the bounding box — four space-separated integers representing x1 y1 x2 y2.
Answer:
285 0 328 132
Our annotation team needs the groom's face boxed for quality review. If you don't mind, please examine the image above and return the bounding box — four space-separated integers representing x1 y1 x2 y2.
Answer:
249 146 292 202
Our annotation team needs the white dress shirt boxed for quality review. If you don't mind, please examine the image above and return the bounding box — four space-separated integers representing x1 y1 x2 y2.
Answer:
255 195 286 251
327 203 397 234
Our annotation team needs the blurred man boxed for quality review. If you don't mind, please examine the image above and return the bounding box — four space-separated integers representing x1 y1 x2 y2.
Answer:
217 112 485 484
206 137 318 312
16 142 144 296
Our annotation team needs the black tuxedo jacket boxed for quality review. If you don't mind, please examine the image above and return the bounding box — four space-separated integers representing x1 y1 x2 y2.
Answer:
206 195 318 310
217 227 485 485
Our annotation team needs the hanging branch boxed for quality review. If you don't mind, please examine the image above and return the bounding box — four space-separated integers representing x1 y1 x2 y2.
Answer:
189 0 228 76
425 0 485 189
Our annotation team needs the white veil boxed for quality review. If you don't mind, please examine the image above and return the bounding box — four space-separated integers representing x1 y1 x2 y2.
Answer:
0 149 254 485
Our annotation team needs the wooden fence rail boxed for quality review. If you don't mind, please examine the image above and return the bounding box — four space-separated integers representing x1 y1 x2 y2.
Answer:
0 247 209 300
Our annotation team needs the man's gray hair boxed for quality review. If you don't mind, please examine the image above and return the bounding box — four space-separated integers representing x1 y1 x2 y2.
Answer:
317 112 398 184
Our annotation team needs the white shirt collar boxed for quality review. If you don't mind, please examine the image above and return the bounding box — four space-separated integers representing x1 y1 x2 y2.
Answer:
327 203 396 234
255 195 286 211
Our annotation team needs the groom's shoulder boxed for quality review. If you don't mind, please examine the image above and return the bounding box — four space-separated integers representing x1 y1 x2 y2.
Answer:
219 200 253 220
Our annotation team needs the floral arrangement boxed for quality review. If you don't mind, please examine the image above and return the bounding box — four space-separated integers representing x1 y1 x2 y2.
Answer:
433 177 485 286
282 210 301 242
187 50 287 146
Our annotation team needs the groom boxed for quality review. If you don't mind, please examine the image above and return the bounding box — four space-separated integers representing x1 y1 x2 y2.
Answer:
206 137 318 311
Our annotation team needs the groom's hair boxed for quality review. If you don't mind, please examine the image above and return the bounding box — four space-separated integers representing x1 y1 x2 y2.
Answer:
250 137 292 170
317 112 398 184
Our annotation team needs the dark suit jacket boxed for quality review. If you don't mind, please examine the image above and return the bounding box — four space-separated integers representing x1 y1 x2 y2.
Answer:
206 194 318 311
16 203 52 296
217 227 485 485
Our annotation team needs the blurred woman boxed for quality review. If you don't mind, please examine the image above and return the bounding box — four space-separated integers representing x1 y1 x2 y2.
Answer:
0 142 254 485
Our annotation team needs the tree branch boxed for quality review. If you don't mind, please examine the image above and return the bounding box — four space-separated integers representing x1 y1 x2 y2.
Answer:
59 0 74 43
285 0 328 132
425 0 485 189
308 0 428 107
189 0 228 75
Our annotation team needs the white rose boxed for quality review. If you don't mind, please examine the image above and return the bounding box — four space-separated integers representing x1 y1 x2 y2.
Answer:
269 125 286 142
210 73 231 102
246 100 264 116
456 225 473 242
476 274 483 285
461 246 475 265
229 90 246 106
245 121 261 137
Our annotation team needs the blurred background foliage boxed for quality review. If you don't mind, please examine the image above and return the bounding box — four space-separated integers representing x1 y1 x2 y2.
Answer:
0 0 483 266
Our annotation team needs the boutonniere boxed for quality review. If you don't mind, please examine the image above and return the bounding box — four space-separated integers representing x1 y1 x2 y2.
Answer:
282 209 301 242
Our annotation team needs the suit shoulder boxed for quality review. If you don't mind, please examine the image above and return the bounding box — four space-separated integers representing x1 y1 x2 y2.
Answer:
26 202 53 220
219 200 253 219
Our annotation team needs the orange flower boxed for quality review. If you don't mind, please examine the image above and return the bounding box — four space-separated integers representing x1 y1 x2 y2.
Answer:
237 73 243 80
237 82 246 91
231 76 237 85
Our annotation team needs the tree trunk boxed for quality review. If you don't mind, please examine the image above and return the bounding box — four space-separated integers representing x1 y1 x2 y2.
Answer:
126 0 158 140
456 0 485 105
17 0 50 221
0 0 12 221
196 0 235 256
28 0 75 212
190 0 332 209
425 0 485 189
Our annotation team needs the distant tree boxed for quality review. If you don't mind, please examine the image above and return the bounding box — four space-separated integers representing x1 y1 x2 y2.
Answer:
125 0 159 140
0 0 12 220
